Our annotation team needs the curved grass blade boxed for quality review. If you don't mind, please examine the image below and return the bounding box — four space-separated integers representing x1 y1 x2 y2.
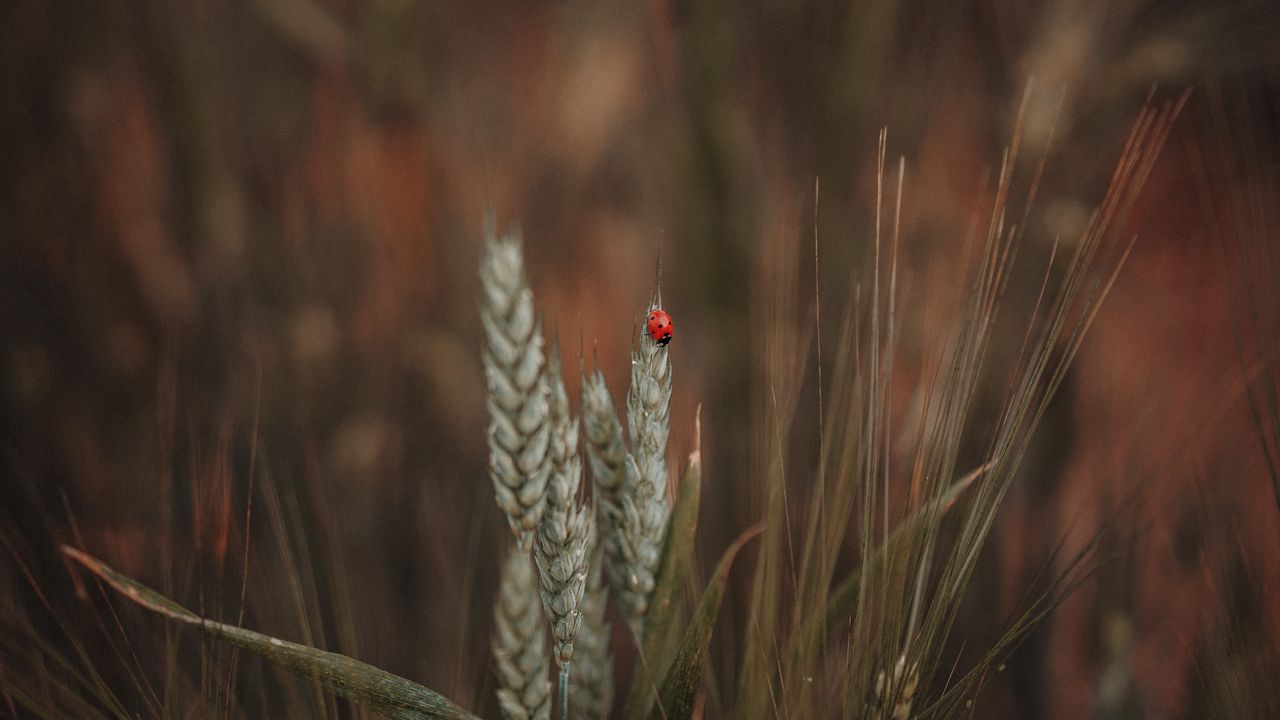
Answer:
644 524 763 720
818 463 988 638
61 546 480 720
623 409 703 717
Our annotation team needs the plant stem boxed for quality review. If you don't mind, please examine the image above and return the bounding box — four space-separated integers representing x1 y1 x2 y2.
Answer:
558 662 570 720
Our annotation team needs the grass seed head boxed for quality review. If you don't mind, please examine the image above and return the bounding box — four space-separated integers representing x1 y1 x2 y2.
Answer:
493 543 552 720
615 302 673 632
481 228 552 542
535 347 591 666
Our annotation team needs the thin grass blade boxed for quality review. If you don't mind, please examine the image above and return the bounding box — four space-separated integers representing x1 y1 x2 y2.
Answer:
61 546 480 720
818 463 987 638
642 524 763 720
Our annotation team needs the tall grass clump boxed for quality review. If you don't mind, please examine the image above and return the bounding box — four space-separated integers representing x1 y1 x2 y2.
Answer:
736 96 1188 718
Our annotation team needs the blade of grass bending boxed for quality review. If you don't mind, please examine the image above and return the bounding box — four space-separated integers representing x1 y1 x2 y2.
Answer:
643 524 763 720
818 463 988 639
624 411 703 718
61 546 480 720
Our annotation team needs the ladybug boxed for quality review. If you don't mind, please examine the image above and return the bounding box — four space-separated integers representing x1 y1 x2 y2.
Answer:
646 309 674 347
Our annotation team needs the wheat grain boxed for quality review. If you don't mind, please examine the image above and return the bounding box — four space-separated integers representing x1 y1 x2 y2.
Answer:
481 227 552 542
493 542 552 720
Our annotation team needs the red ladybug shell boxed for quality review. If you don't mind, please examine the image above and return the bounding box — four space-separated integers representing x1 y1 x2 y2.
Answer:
647 309 673 347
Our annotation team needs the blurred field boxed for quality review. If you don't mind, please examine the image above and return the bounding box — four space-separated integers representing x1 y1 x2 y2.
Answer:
2 0 1279 717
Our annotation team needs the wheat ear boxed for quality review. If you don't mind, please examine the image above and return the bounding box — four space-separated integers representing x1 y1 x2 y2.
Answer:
534 343 591 716
481 227 551 542
616 301 673 633
493 543 552 720
568 518 614 718
581 366 630 600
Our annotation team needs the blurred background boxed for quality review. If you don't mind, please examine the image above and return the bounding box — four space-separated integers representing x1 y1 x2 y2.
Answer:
2 0 1279 717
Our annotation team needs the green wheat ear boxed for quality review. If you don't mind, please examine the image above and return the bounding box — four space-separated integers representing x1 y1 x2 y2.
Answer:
569 519 614 718
534 344 593 719
580 299 675 639
493 541 552 720
535 345 591 668
482 222 555 720
616 302 673 635
481 226 552 543
581 366 629 601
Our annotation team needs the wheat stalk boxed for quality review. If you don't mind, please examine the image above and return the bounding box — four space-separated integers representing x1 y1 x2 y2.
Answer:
493 543 552 720
534 345 591 671
481 227 552 542
616 301 673 633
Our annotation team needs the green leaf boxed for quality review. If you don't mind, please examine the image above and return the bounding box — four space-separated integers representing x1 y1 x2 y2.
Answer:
61 546 480 720
817 463 988 638
623 409 705 718
646 524 763 720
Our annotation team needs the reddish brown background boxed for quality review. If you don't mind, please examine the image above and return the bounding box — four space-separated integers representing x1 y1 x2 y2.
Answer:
2 0 1278 717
